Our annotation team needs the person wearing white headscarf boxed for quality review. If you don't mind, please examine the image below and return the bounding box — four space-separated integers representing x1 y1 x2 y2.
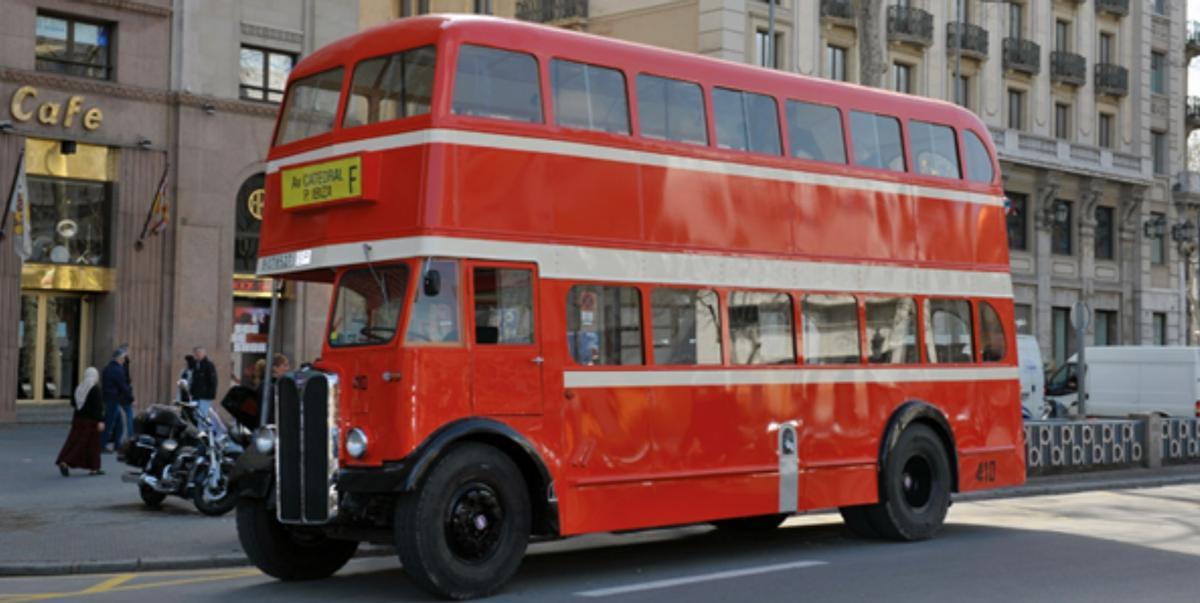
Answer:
55 367 105 476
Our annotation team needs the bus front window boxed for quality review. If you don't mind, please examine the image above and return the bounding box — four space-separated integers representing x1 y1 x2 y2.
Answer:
406 260 462 344
328 265 409 347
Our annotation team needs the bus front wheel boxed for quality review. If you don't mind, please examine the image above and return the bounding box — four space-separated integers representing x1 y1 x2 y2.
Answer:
395 442 531 600
236 496 358 581
860 424 951 541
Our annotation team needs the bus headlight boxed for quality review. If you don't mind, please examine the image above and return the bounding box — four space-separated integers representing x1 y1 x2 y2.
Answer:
254 426 276 454
346 427 368 459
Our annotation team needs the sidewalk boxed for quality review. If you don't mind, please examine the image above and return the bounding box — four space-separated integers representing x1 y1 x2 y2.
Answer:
2 423 1200 576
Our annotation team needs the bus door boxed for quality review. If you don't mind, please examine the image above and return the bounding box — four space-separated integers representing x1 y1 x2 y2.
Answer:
467 262 544 415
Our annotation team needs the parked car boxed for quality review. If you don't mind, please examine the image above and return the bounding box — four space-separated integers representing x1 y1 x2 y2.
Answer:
1045 346 1200 418
1016 335 1045 419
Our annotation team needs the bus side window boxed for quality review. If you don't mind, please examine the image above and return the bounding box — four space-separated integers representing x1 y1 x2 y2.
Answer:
865 297 919 364
452 44 543 123
785 100 846 163
473 268 534 345
802 294 860 365
636 74 707 145
650 288 722 365
552 59 630 134
343 45 436 128
712 87 782 155
729 291 795 365
567 285 643 366
849 110 905 172
406 260 462 345
909 120 961 179
924 299 975 363
964 130 995 184
978 301 1007 362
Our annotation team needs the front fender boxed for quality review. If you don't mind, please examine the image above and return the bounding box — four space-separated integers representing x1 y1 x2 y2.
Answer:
230 444 273 499
878 401 960 497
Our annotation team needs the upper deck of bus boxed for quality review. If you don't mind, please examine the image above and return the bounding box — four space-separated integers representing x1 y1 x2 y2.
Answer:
258 15 1006 282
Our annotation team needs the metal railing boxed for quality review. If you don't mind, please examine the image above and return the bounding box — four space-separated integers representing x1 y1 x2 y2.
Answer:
820 0 854 21
886 5 934 47
1095 63 1129 97
946 22 988 59
1050 51 1086 86
1002 37 1041 75
1095 0 1130 17
515 0 587 23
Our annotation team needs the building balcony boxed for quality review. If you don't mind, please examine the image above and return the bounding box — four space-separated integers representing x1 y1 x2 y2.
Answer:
1095 63 1129 97
989 127 1150 184
887 6 934 47
1002 38 1041 75
1188 22 1200 60
1095 0 1130 17
1050 51 1086 87
515 0 587 25
946 22 988 60
1188 97 1200 132
820 0 855 24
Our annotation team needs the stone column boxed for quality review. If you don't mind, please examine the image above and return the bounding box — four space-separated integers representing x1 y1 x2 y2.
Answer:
1078 178 1103 342
1034 171 1061 360
1119 184 1146 344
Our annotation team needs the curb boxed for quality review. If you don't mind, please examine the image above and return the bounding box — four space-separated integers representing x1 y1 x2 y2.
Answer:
0 546 395 578
3 470 1200 578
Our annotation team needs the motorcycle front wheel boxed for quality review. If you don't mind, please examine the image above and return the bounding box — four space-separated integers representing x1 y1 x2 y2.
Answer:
192 463 238 516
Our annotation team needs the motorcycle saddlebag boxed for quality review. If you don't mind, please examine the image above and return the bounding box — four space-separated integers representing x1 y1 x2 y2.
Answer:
134 404 186 439
221 385 260 427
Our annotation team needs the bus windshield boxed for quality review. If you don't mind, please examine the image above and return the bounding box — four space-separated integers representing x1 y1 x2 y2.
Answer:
276 67 345 145
328 265 409 347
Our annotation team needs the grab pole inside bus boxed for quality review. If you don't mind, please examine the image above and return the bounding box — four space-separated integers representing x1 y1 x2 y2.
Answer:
259 279 283 429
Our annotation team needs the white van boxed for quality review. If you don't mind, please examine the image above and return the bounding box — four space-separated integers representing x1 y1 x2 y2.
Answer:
1044 346 1200 418
1016 335 1045 419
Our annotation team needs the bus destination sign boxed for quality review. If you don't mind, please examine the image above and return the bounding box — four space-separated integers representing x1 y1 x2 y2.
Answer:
281 156 362 209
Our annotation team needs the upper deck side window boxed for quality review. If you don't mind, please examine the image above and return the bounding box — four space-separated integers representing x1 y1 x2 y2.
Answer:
343 45 436 128
712 87 782 155
275 67 345 146
785 100 846 164
909 120 961 179
552 59 630 134
636 74 707 145
452 44 543 123
963 130 995 184
849 110 905 172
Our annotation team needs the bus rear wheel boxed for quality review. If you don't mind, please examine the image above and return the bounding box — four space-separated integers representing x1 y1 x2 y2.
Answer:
395 443 531 600
236 496 358 581
862 424 951 541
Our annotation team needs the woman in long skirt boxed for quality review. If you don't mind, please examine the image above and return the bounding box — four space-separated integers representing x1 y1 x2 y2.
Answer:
56 367 105 476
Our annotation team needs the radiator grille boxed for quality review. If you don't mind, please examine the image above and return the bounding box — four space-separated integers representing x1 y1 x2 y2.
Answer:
275 372 339 524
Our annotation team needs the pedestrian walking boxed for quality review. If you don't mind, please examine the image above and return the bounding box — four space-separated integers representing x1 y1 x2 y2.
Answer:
189 347 218 420
101 346 135 452
55 367 105 476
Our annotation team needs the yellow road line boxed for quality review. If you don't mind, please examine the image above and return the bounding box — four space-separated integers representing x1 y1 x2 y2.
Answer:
78 575 135 594
0 568 260 603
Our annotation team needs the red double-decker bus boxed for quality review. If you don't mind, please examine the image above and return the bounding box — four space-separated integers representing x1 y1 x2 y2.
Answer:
233 15 1024 599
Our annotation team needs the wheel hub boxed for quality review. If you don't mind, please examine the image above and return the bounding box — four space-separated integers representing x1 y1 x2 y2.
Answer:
901 455 934 510
444 483 504 563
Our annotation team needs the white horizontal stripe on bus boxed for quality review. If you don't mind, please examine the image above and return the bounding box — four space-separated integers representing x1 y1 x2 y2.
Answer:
257 235 1014 298
562 366 1020 389
266 128 1001 208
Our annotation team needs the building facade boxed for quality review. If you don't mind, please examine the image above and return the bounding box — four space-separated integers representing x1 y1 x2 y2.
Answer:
0 0 358 423
501 0 1189 371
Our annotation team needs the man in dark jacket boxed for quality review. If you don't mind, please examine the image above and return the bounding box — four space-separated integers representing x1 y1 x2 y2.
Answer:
189 347 218 423
101 346 134 452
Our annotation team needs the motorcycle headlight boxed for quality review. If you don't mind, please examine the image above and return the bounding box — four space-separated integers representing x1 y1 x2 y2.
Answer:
160 438 179 453
346 427 368 459
254 426 276 455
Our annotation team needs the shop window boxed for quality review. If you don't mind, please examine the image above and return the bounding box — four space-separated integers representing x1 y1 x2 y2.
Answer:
35 13 113 80
651 288 722 365
865 297 919 364
566 285 643 366
729 291 795 365
22 138 114 267
17 294 89 403
802 294 860 365
235 174 265 274
472 267 534 344
240 46 296 103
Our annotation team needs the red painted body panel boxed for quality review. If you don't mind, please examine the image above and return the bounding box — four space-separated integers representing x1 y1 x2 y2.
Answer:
260 16 1025 537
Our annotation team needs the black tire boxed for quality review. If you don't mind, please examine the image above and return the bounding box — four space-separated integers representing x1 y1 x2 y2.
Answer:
864 424 952 541
192 466 238 516
838 505 880 539
711 513 788 532
395 443 531 600
139 483 167 508
236 496 358 581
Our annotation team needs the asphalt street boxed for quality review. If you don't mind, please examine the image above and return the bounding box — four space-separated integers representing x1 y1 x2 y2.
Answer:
2 483 1198 602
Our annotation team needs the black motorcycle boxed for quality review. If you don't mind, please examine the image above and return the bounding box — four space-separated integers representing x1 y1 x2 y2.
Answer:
120 385 247 516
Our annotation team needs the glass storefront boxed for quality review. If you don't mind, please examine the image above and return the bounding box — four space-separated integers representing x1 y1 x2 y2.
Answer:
17 293 91 403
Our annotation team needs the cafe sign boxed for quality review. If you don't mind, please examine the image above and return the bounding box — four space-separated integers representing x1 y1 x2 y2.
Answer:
9 85 103 131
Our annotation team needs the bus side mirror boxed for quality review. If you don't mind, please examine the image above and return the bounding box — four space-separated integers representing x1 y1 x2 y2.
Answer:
423 270 441 297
